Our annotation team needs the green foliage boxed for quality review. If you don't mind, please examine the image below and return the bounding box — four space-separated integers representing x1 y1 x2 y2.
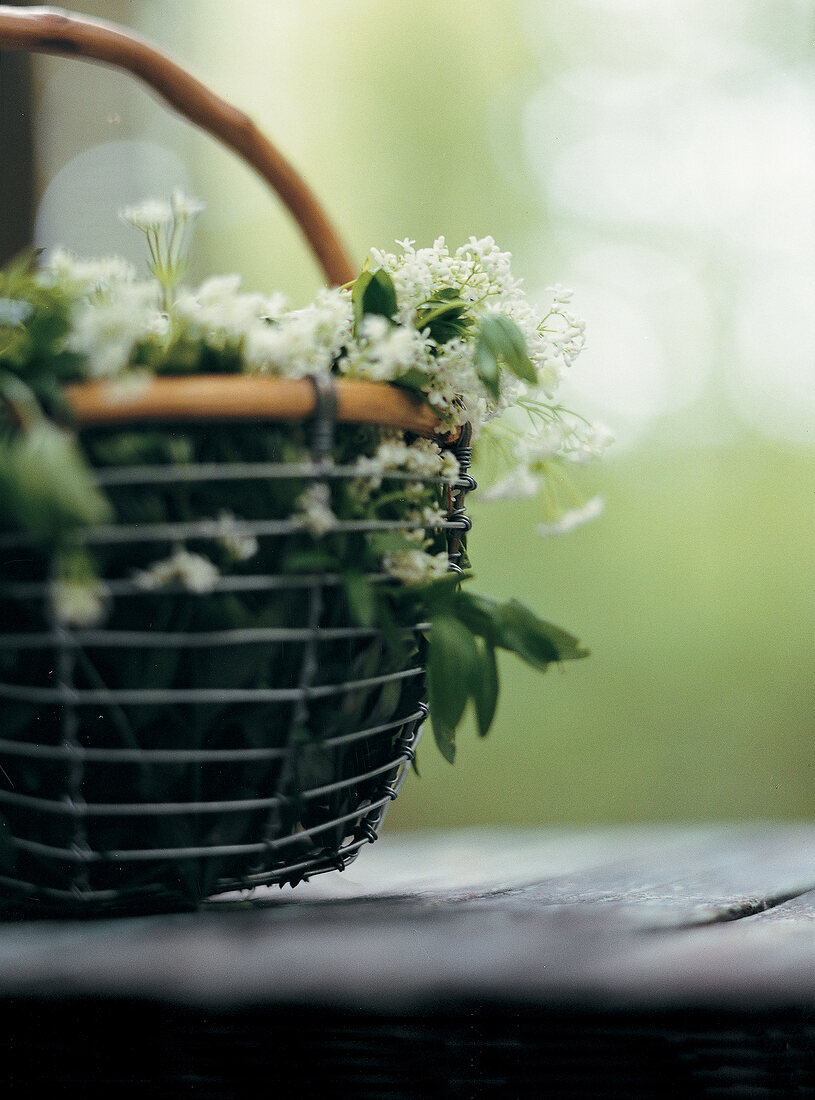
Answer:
352 267 398 334
390 365 433 395
350 269 537 408
344 570 377 627
475 313 537 399
414 578 587 762
415 287 473 345
427 612 480 761
0 374 111 543
471 637 499 738
0 252 81 395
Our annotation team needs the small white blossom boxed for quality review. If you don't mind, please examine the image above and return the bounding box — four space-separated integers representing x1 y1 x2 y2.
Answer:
536 496 604 536
66 281 163 380
119 198 172 232
51 578 108 626
0 297 31 326
354 436 448 482
439 450 460 481
296 483 337 537
246 289 351 377
174 275 287 352
45 249 137 295
382 548 450 585
170 188 206 220
421 502 448 526
66 280 163 377
215 511 259 562
133 546 220 593
342 315 433 383
120 191 205 307
482 466 540 502
546 283 574 306
566 422 615 463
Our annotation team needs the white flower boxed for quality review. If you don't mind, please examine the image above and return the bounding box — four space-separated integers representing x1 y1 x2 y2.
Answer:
174 276 287 352
382 548 450 585
245 288 351 377
421 502 448 526
170 188 206 220
531 290 588 392
119 198 172 232
567 422 616 464
215 511 259 561
546 283 574 306
0 297 31 326
45 249 137 295
536 496 604 536
482 466 540 502
341 315 433 384
120 191 206 307
66 280 163 377
133 546 220 593
296 483 337 537
354 436 448 483
522 423 568 464
51 577 108 626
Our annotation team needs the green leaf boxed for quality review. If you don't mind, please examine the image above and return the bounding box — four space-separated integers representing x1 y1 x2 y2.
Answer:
523 615 589 663
494 598 588 670
477 313 537 390
365 675 403 727
474 335 500 399
352 268 398 334
471 639 499 737
446 589 498 640
281 550 340 573
344 571 377 628
0 420 111 542
373 592 407 663
392 366 432 394
415 294 472 345
447 590 588 668
367 530 424 558
427 612 480 763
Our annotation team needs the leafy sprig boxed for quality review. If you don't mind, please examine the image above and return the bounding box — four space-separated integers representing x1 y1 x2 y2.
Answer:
350 265 538 401
414 577 587 761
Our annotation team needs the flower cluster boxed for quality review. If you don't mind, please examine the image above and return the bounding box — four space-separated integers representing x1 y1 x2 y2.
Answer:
0 193 610 625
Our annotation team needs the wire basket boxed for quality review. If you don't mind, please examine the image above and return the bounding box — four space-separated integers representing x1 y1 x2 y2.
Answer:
0 9 476 914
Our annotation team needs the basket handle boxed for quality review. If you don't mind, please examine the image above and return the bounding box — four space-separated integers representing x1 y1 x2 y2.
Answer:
0 5 355 286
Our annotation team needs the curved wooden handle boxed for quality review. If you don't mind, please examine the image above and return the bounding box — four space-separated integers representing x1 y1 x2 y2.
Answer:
0 5 355 286
65 376 448 440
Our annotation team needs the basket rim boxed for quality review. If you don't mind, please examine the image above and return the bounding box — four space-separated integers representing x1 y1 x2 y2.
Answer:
66 375 449 439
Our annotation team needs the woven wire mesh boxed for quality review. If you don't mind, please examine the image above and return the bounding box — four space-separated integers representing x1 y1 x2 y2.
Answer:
0 379 475 914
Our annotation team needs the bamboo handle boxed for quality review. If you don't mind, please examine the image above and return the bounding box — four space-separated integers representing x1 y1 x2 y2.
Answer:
0 5 355 285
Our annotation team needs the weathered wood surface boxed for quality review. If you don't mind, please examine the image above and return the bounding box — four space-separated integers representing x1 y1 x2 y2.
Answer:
2 824 815 1011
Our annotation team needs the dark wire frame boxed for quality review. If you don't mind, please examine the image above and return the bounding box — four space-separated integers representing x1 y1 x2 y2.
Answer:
0 376 476 914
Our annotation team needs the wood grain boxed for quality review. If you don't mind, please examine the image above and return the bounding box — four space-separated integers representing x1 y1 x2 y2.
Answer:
2 825 815 1011
65 375 447 438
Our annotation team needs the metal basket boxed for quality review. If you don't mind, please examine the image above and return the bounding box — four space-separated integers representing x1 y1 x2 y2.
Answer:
0 8 476 914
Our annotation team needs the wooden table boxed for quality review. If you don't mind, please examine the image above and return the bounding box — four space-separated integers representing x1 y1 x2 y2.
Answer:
3 824 815 1097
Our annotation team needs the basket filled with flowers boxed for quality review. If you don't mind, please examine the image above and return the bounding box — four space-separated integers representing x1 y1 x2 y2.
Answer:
0 7 610 914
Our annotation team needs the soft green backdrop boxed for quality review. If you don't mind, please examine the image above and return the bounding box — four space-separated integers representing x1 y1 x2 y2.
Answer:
30 0 815 826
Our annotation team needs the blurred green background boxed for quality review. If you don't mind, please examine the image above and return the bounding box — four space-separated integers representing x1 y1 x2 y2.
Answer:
28 0 815 826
